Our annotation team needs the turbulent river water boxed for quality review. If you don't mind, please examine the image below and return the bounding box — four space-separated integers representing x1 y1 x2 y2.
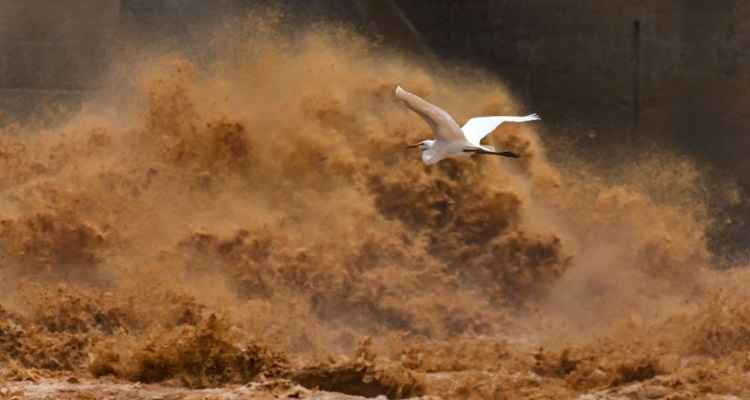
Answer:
0 10 748 400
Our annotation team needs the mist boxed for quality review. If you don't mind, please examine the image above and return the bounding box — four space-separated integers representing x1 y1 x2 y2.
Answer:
0 3 748 399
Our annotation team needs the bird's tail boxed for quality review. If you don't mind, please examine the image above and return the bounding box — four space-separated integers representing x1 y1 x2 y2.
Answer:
525 113 541 121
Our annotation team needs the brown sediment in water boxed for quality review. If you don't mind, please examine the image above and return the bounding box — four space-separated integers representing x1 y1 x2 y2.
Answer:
0 9 747 400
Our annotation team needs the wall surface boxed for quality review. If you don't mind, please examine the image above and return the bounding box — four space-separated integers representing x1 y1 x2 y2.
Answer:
3 0 748 167
397 1 750 177
1 1 749 248
395 0 750 255
0 0 119 116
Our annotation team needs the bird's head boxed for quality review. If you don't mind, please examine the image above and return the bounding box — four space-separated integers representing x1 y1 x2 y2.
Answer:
406 139 434 150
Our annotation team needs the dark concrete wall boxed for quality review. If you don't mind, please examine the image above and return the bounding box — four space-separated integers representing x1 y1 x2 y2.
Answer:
397 1 750 175
4 1 748 169
2 1 749 250
0 0 119 90
395 0 750 257
0 0 119 116
3 1 749 175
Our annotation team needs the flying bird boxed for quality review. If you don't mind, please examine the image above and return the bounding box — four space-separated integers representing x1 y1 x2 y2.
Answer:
395 85 540 165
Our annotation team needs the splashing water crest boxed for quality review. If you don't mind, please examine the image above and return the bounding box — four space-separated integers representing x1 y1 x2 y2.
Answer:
0 10 746 399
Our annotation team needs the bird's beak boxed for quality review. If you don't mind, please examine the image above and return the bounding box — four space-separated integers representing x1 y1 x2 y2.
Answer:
406 143 420 149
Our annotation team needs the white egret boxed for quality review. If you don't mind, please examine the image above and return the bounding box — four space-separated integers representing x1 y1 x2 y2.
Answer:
395 85 540 165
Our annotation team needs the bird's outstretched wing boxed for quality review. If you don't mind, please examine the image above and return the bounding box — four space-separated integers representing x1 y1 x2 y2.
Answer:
395 86 464 141
461 113 541 146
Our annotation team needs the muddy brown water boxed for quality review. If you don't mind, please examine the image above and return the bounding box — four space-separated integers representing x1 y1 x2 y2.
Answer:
0 9 748 400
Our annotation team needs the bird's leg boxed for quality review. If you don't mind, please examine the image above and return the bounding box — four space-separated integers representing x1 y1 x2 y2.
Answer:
463 148 520 158
492 151 521 158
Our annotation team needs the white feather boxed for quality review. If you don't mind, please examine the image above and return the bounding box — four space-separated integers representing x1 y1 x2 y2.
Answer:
395 85 539 165
394 86 464 141
461 114 540 146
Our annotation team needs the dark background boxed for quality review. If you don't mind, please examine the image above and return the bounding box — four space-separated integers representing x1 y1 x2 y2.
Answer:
0 0 748 258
